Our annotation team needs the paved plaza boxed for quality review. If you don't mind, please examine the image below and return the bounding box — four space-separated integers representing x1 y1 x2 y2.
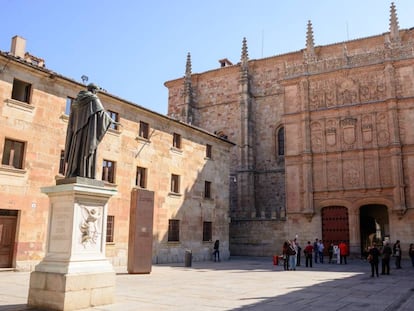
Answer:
0 256 413 311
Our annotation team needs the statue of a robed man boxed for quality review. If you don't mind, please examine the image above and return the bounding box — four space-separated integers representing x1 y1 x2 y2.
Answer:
64 83 116 179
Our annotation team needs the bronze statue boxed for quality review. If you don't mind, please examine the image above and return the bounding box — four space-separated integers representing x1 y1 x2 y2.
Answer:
64 83 116 179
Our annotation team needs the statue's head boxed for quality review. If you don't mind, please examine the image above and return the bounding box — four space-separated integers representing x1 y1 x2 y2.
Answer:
87 83 100 94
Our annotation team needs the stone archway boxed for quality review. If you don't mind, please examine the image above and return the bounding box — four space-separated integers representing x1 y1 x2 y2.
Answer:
359 204 389 255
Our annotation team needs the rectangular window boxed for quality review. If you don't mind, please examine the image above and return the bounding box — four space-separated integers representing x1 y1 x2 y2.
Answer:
204 181 212 199
136 166 147 188
168 219 180 242
102 159 116 183
139 121 149 139
65 97 74 115
58 150 65 175
171 174 180 193
206 144 212 159
2 138 25 169
203 221 212 242
108 110 119 130
11 79 31 103
173 133 181 149
106 215 115 243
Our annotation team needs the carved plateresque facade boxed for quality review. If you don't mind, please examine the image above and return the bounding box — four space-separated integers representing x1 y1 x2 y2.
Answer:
165 3 414 256
0 36 233 270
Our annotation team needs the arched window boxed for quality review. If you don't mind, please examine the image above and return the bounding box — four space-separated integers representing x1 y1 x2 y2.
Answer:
277 127 285 156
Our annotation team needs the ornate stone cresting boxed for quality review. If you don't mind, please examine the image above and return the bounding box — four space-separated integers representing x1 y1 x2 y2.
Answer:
240 37 249 80
304 20 316 62
183 52 194 124
238 37 257 218
285 3 413 79
388 2 401 46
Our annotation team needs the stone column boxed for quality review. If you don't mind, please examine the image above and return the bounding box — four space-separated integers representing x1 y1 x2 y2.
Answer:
28 178 117 311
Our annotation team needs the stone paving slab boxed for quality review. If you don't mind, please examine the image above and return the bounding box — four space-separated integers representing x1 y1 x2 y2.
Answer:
0 257 413 311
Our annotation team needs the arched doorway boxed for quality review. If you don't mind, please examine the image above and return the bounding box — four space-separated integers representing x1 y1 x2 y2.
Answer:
360 204 389 255
321 206 349 253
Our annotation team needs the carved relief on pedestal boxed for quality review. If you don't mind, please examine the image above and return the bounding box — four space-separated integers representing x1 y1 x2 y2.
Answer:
341 117 357 150
311 121 323 153
376 113 390 147
79 205 103 249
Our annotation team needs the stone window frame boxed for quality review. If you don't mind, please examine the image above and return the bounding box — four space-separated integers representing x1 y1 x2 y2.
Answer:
136 166 147 189
202 221 212 242
11 78 32 104
275 125 285 161
1 137 26 170
102 159 116 184
106 215 115 243
168 219 180 242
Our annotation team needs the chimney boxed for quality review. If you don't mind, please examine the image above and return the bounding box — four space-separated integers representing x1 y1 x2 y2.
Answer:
10 35 26 58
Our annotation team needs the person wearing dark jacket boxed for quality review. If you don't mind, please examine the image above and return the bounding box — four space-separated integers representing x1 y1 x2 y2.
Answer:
381 241 392 275
393 240 402 269
368 243 380 277
213 240 220 262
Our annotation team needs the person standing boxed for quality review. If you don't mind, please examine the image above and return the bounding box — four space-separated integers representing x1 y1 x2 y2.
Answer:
288 240 297 271
393 240 402 269
328 243 334 264
282 241 289 271
213 240 220 262
338 241 348 264
368 243 380 277
409 243 414 267
318 240 325 264
313 238 319 263
304 241 313 268
295 239 302 266
381 241 392 275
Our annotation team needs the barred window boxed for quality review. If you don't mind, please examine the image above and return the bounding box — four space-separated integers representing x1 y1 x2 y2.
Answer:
106 215 115 243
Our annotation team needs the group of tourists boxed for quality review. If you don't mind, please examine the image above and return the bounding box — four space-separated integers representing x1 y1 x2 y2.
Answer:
279 238 414 275
366 239 414 277
280 238 349 270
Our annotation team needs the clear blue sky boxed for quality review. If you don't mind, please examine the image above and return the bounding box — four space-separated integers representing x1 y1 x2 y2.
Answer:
1 1 413 114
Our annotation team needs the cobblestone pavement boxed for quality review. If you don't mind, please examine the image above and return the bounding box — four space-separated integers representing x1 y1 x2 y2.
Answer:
0 257 413 311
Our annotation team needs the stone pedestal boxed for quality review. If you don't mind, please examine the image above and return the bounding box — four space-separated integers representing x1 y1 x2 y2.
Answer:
28 178 117 311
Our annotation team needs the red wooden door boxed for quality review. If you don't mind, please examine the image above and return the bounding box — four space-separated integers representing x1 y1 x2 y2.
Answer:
0 216 17 268
321 206 349 252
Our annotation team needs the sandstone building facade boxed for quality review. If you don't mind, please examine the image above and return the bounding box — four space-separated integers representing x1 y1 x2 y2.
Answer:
165 3 414 256
0 36 233 270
